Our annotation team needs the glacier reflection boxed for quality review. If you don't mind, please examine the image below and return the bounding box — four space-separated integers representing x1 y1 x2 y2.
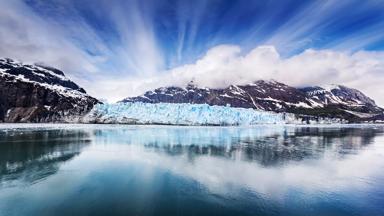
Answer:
91 126 381 166
81 125 384 197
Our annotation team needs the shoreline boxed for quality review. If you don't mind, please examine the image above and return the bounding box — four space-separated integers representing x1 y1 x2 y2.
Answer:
0 122 383 131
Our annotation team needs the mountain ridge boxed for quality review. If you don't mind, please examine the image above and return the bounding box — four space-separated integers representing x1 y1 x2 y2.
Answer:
122 80 383 122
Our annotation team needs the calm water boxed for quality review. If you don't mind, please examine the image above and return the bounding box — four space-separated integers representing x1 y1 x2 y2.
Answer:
0 124 384 216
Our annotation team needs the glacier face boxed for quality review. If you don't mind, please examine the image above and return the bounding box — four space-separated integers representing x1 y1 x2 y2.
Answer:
83 102 301 125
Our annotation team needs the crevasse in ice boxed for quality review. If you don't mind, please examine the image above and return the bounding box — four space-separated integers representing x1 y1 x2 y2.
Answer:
84 102 299 125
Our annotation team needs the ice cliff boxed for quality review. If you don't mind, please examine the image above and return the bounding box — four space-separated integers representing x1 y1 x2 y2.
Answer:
83 102 303 125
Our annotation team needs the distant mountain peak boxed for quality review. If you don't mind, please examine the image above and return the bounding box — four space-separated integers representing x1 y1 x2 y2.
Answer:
186 80 198 89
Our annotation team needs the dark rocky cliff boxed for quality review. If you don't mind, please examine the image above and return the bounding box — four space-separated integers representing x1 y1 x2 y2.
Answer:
0 58 99 122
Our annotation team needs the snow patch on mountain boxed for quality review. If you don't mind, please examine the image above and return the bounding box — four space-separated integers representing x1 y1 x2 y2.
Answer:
0 58 89 99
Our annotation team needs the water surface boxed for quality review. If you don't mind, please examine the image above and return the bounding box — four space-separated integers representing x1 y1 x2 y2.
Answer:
0 124 384 216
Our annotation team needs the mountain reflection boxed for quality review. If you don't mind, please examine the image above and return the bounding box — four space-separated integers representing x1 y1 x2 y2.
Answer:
92 126 383 166
1 125 383 188
0 129 91 187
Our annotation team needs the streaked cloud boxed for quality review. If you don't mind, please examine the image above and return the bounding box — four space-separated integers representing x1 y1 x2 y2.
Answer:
0 0 383 103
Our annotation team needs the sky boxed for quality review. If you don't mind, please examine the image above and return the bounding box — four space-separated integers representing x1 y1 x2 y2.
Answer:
0 0 384 104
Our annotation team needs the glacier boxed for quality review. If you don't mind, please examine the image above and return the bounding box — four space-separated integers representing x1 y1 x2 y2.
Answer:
83 102 302 125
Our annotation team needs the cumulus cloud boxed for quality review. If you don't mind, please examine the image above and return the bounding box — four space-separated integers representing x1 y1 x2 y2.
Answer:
109 45 384 106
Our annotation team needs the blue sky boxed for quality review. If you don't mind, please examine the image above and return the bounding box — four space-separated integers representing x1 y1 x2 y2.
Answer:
22 0 384 69
1 0 384 103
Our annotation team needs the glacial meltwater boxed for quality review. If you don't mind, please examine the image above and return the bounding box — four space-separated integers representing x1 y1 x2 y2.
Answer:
0 124 384 216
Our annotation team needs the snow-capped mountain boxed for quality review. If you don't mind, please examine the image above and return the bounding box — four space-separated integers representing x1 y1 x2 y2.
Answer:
122 80 383 122
0 58 99 122
299 85 380 111
122 80 313 110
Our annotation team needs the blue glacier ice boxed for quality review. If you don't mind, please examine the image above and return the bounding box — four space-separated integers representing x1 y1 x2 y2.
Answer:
83 102 300 125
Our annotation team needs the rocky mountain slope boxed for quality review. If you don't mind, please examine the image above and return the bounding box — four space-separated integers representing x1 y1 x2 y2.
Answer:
0 58 99 122
122 80 383 122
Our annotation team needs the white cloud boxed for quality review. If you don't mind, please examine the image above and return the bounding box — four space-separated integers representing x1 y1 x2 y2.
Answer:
109 45 384 106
